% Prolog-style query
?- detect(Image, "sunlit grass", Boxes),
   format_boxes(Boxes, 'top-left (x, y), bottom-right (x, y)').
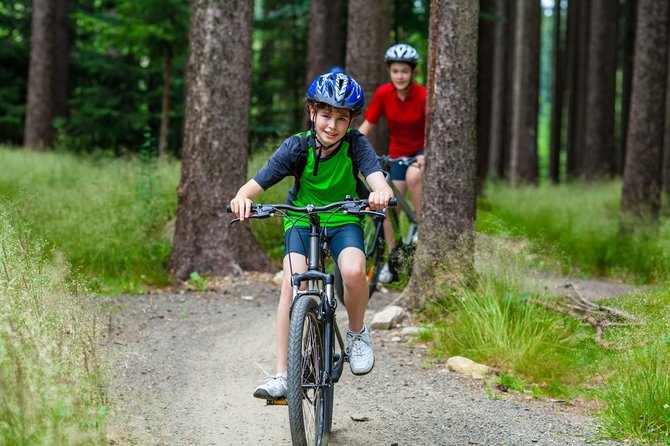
top-left (0, 146), bottom-right (179, 293)
top-left (478, 180), bottom-right (670, 284)
top-left (599, 340), bottom-right (670, 445)
top-left (0, 204), bottom-right (106, 444)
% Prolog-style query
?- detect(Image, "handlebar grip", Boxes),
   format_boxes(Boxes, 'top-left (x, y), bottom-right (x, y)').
top-left (389, 197), bottom-right (397, 206)
top-left (226, 204), bottom-right (232, 213)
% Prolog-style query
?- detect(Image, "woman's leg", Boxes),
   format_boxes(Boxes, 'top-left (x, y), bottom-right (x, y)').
top-left (406, 165), bottom-right (423, 218)
top-left (383, 179), bottom-right (408, 249)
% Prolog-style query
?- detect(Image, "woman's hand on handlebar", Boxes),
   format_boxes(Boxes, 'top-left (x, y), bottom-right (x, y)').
top-left (229, 196), bottom-right (254, 221)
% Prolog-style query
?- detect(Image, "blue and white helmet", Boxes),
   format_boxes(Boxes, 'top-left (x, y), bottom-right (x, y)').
top-left (306, 72), bottom-right (365, 112)
top-left (384, 43), bottom-right (420, 66)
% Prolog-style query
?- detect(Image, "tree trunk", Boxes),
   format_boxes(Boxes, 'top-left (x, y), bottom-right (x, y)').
top-left (509, 0), bottom-right (540, 185)
top-left (159, 42), bottom-right (174, 158)
top-left (566, 0), bottom-right (590, 178)
top-left (346, 0), bottom-right (391, 154)
top-left (168, 0), bottom-right (272, 281)
top-left (663, 38), bottom-right (670, 209)
top-left (489, 0), bottom-right (512, 179)
top-left (405, 0), bottom-right (478, 306)
top-left (549, 0), bottom-right (564, 184)
top-left (24, 0), bottom-right (55, 149)
top-left (620, 0), bottom-right (637, 176)
top-left (306, 0), bottom-right (345, 86)
top-left (476, 0), bottom-right (495, 189)
top-left (621, 0), bottom-right (669, 222)
top-left (52, 0), bottom-right (70, 121)
top-left (582, 0), bottom-right (619, 180)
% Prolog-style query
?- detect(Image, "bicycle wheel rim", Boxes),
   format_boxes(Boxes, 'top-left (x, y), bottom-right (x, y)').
top-left (287, 295), bottom-right (326, 446)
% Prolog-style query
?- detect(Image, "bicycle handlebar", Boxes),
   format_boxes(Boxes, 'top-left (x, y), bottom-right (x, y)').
top-left (226, 197), bottom-right (397, 224)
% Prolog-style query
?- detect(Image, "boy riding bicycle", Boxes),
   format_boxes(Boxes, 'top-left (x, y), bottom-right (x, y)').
top-left (359, 43), bottom-right (427, 283)
top-left (229, 72), bottom-right (393, 400)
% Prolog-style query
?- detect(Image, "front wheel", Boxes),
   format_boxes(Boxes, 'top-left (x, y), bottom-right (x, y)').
top-left (287, 295), bottom-right (328, 446)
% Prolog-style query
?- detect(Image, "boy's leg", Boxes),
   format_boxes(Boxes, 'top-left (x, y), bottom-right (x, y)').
top-left (337, 247), bottom-right (368, 332)
top-left (276, 253), bottom-right (307, 373)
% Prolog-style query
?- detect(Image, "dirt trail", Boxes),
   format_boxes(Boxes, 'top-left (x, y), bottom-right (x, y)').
top-left (103, 273), bottom-right (629, 446)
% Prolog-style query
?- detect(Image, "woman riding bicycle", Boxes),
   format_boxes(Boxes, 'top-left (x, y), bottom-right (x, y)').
top-left (358, 43), bottom-right (427, 283)
top-left (229, 72), bottom-right (393, 400)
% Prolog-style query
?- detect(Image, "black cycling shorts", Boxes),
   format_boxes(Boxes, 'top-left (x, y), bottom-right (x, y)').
top-left (284, 223), bottom-right (364, 262)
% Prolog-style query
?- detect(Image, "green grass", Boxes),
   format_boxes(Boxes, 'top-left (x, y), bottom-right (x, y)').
top-left (600, 341), bottom-right (670, 445)
top-left (0, 204), bottom-right (106, 444)
top-left (0, 146), bottom-right (180, 293)
top-left (478, 180), bottom-right (670, 284)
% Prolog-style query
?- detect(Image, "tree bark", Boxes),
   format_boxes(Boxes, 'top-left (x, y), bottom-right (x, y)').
top-left (306, 0), bottom-right (345, 86)
top-left (346, 0), bottom-right (391, 154)
top-left (405, 0), bottom-right (478, 306)
top-left (476, 0), bottom-right (495, 188)
top-left (52, 0), bottom-right (70, 121)
top-left (621, 0), bottom-right (669, 222)
top-left (509, 0), bottom-right (540, 185)
top-left (582, 0), bottom-right (619, 180)
top-left (620, 0), bottom-right (637, 176)
top-left (168, 0), bottom-right (272, 281)
top-left (24, 0), bottom-right (56, 149)
top-left (549, 0), bottom-right (564, 184)
top-left (487, 0), bottom-right (510, 180)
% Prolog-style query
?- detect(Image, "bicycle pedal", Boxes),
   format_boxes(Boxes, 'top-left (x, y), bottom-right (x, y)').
top-left (266, 398), bottom-right (287, 406)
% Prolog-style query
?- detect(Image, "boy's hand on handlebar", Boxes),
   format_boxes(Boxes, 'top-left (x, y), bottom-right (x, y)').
top-left (229, 196), bottom-right (254, 221)
top-left (367, 191), bottom-right (393, 211)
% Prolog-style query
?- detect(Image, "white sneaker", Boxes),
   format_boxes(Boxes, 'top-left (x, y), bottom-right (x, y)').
top-left (378, 263), bottom-right (395, 283)
top-left (347, 326), bottom-right (375, 375)
top-left (253, 373), bottom-right (287, 400)
top-left (411, 230), bottom-right (419, 245)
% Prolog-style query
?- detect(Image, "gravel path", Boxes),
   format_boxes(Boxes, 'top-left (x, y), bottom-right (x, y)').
top-left (103, 273), bottom-right (625, 446)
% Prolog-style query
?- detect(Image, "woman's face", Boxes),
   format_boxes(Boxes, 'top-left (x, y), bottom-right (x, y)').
top-left (388, 62), bottom-right (414, 91)
top-left (311, 106), bottom-right (351, 146)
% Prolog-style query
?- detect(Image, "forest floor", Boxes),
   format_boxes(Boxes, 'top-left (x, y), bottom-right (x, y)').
top-left (101, 272), bottom-right (636, 446)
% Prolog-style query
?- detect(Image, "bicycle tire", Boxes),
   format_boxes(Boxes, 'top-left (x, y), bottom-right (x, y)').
top-left (334, 215), bottom-right (386, 304)
top-left (287, 295), bottom-right (328, 446)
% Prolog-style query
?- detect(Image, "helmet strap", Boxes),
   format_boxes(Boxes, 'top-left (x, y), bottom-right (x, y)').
top-left (309, 119), bottom-right (344, 176)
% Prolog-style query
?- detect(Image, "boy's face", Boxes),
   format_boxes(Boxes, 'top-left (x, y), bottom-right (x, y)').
top-left (311, 106), bottom-right (352, 146)
top-left (388, 62), bottom-right (414, 91)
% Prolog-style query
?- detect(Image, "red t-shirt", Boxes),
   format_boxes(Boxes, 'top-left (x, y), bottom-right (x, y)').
top-left (364, 82), bottom-right (427, 157)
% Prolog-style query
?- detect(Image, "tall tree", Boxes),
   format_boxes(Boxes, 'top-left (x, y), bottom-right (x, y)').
top-left (406, 0), bottom-right (478, 305)
top-left (488, 0), bottom-right (511, 179)
top-left (168, 0), bottom-right (271, 281)
top-left (582, 0), bottom-right (619, 180)
top-left (549, 0), bottom-right (564, 184)
top-left (565, 0), bottom-right (590, 178)
top-left (305, 0), bottom-right (345, 86)
top-left (23, 0), bottom-right (55, 149)
top-left (476, 0), bottom-right (495, 188)
top-left (620, 0), bottom-right (637, 175)
top-left (346, 0), bottom-right (391, 154)
top-left (621, 0), bottom-right (669, 222)
top-left (53, 0), bottom-right (70, 121)
top-left (509, 0), bottom-right (540, 185)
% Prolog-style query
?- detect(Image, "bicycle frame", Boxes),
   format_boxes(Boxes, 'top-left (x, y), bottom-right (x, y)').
top-left (289, 213), bottom-right (347, 389)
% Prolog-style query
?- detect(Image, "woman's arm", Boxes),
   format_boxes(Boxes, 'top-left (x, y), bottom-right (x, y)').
top-left (358, 119), bottom-right (376, 136)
